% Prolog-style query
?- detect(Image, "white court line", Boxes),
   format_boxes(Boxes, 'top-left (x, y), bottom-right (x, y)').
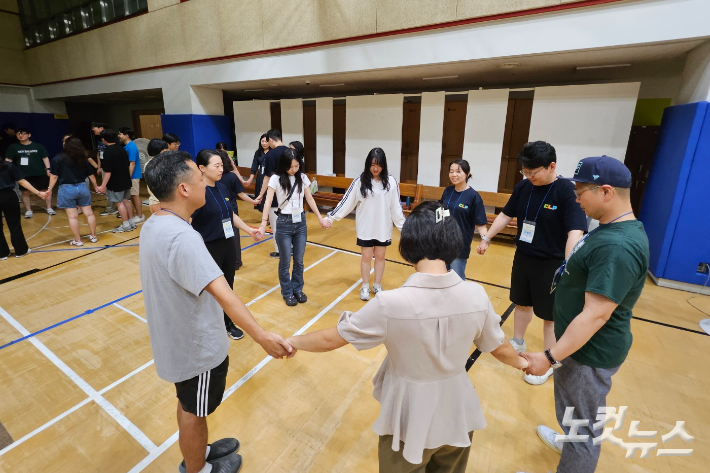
top-left (113, 303), bottom-right (147, 323)
top-left (128, 272), bottom-right (371, 473)
top-left (0, 305), bottom-right (157, 453)
top-left (0, 248), bottom-right (340, 458)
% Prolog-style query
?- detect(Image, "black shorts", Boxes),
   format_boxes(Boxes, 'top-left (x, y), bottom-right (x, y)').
top-left (20, 175), bottom-right (49, 191)
top-left (357, 238), bottom-right (391, 248)
top-left (174, 356), bottom-right (229, 417)
top-left (509, 251), bottom-right (563, 321)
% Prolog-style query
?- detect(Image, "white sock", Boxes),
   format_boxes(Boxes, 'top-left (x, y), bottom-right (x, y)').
top-left (362, 283), bottom-right (369, 289)
top-left (122, 220), bottom-right (130, 226)
top-left (198, 463), bottom-right (212, 473)
top-left (205, 445), bottom-right (211, 459)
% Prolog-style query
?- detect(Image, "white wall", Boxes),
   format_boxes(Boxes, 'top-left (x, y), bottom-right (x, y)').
top-left (528, 83), bottom-right (640, 177)
top-left (417, 92), bottom-right (445, 186)
top-left (233, 100), bottom-right (271, 167)
top-left (280, 99), bottom-right (304, 145)
top-left (315, 97), bottom-right (334, 175)
top-left (0, 86), bottom-right (31, 113)
top-left (678, 40), bottom-right (710, 104)
top-left (462, 89), bottom-right (509, 192)
top-left (345, 94), bottom-right (404, 179)
top-left (190, 86), bottom-right (224, 116)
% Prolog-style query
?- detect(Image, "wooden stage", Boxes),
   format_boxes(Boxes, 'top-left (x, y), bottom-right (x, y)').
top-left (0, 191), bottom-right (708, 473)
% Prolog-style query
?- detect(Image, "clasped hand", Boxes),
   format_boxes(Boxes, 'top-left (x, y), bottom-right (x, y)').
top-left (259, 331), bottom-right (297, 359)
top-left (519, 351), bottom-right (551, 376)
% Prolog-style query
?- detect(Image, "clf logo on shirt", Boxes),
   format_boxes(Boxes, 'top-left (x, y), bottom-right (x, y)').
top-left (458, 203), bottom-right (469, 209)
top-left (544, 204), bottom-right (558, 210)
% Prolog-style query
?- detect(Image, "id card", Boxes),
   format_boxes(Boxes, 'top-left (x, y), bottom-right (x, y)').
top-left (291, 209), bottom-right (302, 223)
top-left (520, 220), bottom-right (536, 243)
top-left (20, 157), bottom-right (29, 166)
top-left (222, 219), bottom-right (235, 239)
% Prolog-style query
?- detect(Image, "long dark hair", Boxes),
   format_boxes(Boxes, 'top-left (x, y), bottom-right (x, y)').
top-left (277, 148), bottom-right (303, 195)
top-left (256, 133), bottom-right (268, 157)
top-left (63, 137), bottom-right (89, 165)
top-left (215, 149), bottom-right (234, 172)
top-left (359, 147), bottom-right (390, 198)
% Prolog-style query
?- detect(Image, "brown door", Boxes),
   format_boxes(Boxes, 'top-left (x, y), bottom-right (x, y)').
top-left (400, 102), bottom-right (421, 183)
top-left (333, 104), bottom-right (346, 176)
top-left (439, 100), bottom-right (468, 186)
top-left (624, 125), bottom-right (660, 214)
top-left (132, 109), bottom-right (164, 139)
top-left (270, 102), bottom-right (282, 131)
top-left (498, 98), bottom-right (533, 193)
top-left (303, 103), bottom-right (317, 173)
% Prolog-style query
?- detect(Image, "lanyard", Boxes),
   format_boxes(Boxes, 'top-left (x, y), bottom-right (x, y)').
top-left (207, 185), bottom-right (230, 219)
top-left (159, 208), bottom-right (189, 224)
top-left (574, 211), bottom-right (635, 250)
top-left (524, 179), bottom-right (556, 222)
top-left (446, 187), bottom-right (466, 216)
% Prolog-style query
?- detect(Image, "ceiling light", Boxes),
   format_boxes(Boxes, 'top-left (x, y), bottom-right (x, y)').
top-left (244, 89), bottom-right (265, 92)
top-left (319, 84), bottom-right (345, 87)
top-left (575, 64), bottom-right (631, 70)
top-left (422, 75), bottom-right (458, 80)
top-left (498, 63), bottom-right (521, 69)
top-left (267, 83), bottom-right (279, 86)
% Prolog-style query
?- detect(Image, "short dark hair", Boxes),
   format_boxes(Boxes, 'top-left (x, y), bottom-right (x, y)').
top-left (399, 201), bottom-right (463, 265)
top-left (195, 149), bottom-right (221, 168)
top-left (118, 127), bottom-right (135, 140)
top-left (162, 133), bottom-right (181, 144)
top-left (99, 129), bottom-right (118, 143)
top-left (90, 122), bottom-right (107, 129)
top-left (15, 126), bottom-right (31, 134)
top-left (518, 141), bottom-right (556, 169)
top-left (2, 123), bottom-right (16, 131)
top-left (144, 150), bottom-right (194, 202)
top-left (215, 141), bottom-right (228, 150)
top-left (449, 159), bottom-right (471, 181)
top-left (266, 129), bottom-right (282, 142)
top-left (147, 139), bottom-right (168, 157)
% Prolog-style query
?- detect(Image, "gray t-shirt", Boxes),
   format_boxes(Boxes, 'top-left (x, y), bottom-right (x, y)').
top-left (139, 214), bottom-right (229, 383)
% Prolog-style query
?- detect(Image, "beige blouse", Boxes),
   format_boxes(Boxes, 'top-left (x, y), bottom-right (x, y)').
top-left (337, 271), bottom-right (505, 464)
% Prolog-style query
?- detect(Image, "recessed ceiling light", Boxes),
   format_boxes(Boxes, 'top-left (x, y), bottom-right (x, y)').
top-left (422, 75), bottom-right (458, 80)
top-left (319, 84), bottom-right (345, 87)
top-left (267, 83), bottom-right (279, 86)
top-left (498, 63), bottom-right (521, 69)
top-left (575, 64), bottom-right (631, 70)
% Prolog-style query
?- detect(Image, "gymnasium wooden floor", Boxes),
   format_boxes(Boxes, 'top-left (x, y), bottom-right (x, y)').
top-left (0, 190), bottom-right (708, 473)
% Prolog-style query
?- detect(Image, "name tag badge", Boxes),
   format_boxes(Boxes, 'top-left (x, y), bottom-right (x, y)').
top-left (291, 209), bottom-right (302, 223)
top-left (20, 157), bottom-right (29, 166)
top-left (520, 220), bottom-right (536, 244)
top-left (222, 219), bottom-right (235, 239)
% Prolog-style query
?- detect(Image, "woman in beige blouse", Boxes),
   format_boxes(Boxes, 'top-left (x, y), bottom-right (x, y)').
top-left (287, 201), bottom-right (528, 473)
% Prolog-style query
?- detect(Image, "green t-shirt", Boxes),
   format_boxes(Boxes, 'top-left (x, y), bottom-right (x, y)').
top-left (7, 142), bottom-right (49, 177)
top-left (553, 220), bottom-right (649, 368)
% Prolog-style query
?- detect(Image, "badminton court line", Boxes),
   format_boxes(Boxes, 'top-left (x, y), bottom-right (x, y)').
top-left (128, 269), bottom-right (371, 473)
top-left (0, 249), bottom-right (338, 459)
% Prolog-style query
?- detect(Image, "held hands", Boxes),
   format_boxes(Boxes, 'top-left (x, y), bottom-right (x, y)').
top-left (320, 217), bottom-right (332, 229)
top-left (247, 227), bottom-right (262, 241)
top-left (476, 239), bottom-right (490, 255)
top-left (254, 195), bottom-right (263, 205)
top-left (37, 191), bottom-right (48, 199)
top-left (520, 352), bottom-right (551, 376)
top-left (96, 185), bottom-right (106, 194)
top-left (257, 331), bottom-right (296, 359)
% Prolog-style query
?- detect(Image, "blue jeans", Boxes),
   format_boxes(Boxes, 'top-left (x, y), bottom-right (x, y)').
top-left (57, 182), bottom-right (91, 208)
top-left (274, 212), bottom-right (307, 297)
top-left (447, 258), bottom-right (467, 280)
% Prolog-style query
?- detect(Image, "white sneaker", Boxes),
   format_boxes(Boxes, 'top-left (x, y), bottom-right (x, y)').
top-left (130, 215), bottom-right (145, 225)
top-left (24, 210), bottom-right (33, 218)
top-left (509, 338), bottom-right (527, 354)
top-left (47, 208), bottom-right (56, 215)
top-left (113, 223), bottom-right (133, 233)
top-left (360, 285), bottom-right (370, 301)
top-left (536, 425), bottom-right (563, 454)
top-left (372, 283), bottom-right (382, 295)
top-left (524, 367), bottom-right (553, 385)
top-left (16, 248), bottom-right (31, 258)
top-left (0, 256), bottom-right (8, 261)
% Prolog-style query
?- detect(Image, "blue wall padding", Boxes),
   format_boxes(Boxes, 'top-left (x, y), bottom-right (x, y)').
top-left (639, 102), bottom-right (710, 285)
top-left (160, 114), bottom-right (230, 158)
top-left (0, 112), bottom-right (71, 159)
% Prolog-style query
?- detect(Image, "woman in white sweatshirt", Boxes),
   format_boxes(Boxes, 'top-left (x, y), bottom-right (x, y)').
top-left (326, 148), bottom-right (406, 301)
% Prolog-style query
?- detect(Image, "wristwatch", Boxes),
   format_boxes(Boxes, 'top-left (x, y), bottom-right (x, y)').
top-left (544, 349), bottom-right (563, 369)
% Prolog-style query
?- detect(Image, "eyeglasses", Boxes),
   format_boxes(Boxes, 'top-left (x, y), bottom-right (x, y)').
top-left (519, 167), bottom-right (546, 178)
top-left (573, 186), bottom-right (601, 197)
top-left (16, 132), bottom-right (28, 136)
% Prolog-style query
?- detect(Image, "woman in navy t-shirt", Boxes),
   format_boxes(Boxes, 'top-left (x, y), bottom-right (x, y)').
top-left (440, 159), bottom-right (489, 280)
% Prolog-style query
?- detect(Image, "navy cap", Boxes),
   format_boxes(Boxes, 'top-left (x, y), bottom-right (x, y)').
top-left (566, 155), bottom-right (632, 188)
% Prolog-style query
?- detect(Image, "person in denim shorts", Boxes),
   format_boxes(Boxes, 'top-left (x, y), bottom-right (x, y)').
top-left (47, 137), bottom-right (99, 246)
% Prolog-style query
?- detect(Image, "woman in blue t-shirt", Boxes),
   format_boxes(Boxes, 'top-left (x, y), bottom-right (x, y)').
top-left (192, 149), bottom-right (260, 341)
top-left (440, 159), bottom-right (490, 280)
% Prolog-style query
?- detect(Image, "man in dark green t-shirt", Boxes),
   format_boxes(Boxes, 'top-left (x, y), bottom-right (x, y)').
top-left (6, 127), bottom-right (55, 218)
top-left (520, 156), bottom-right (649, 473)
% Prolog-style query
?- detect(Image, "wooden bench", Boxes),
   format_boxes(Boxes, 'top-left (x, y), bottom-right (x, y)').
top-left (420, 185), bottom-right (518, 237)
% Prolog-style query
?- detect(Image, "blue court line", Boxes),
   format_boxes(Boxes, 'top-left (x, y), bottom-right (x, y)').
top-left (0, 236), bottom-right (274, 351)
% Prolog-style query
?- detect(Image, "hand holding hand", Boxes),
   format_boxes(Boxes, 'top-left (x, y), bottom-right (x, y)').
top-left (254, 195), bottom-right (262, 204)
top-left (96, 185), bottom-right (106, 194)
top-left (37, 191), bottom-right (48, 199)
top-left (258, 331), bottom-right (294, 359)
top-left (520, 351), bottom-right (551, 376)
top-left (320, 217), bottom-right (331, 229)
top-left (476, 239), bottom-right (490, 255)
top-left (516, 354), bottom-right (529, 371)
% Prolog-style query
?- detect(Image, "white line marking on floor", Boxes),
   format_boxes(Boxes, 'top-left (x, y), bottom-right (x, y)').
top-left (128, 271), bottom-right (370, 473)
top-left (0, 305), bottom-right (157, 453)
top-left (113, 303), bottom-right (147, 323)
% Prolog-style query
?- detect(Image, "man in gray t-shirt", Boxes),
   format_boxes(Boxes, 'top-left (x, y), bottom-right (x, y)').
top-left (140, 151), bottom-right (293, 473)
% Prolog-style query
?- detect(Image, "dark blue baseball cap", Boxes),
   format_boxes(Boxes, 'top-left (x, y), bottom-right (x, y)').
top-left (566, 155), bottom-right (632, 188)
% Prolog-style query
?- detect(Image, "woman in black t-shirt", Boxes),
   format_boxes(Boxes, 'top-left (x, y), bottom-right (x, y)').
top-left (244, 134), bottom-right (269, 211)
top-left (47, 137), bottom-right (100, 246)
top-left (0, 160), bottom-right (46, 258)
